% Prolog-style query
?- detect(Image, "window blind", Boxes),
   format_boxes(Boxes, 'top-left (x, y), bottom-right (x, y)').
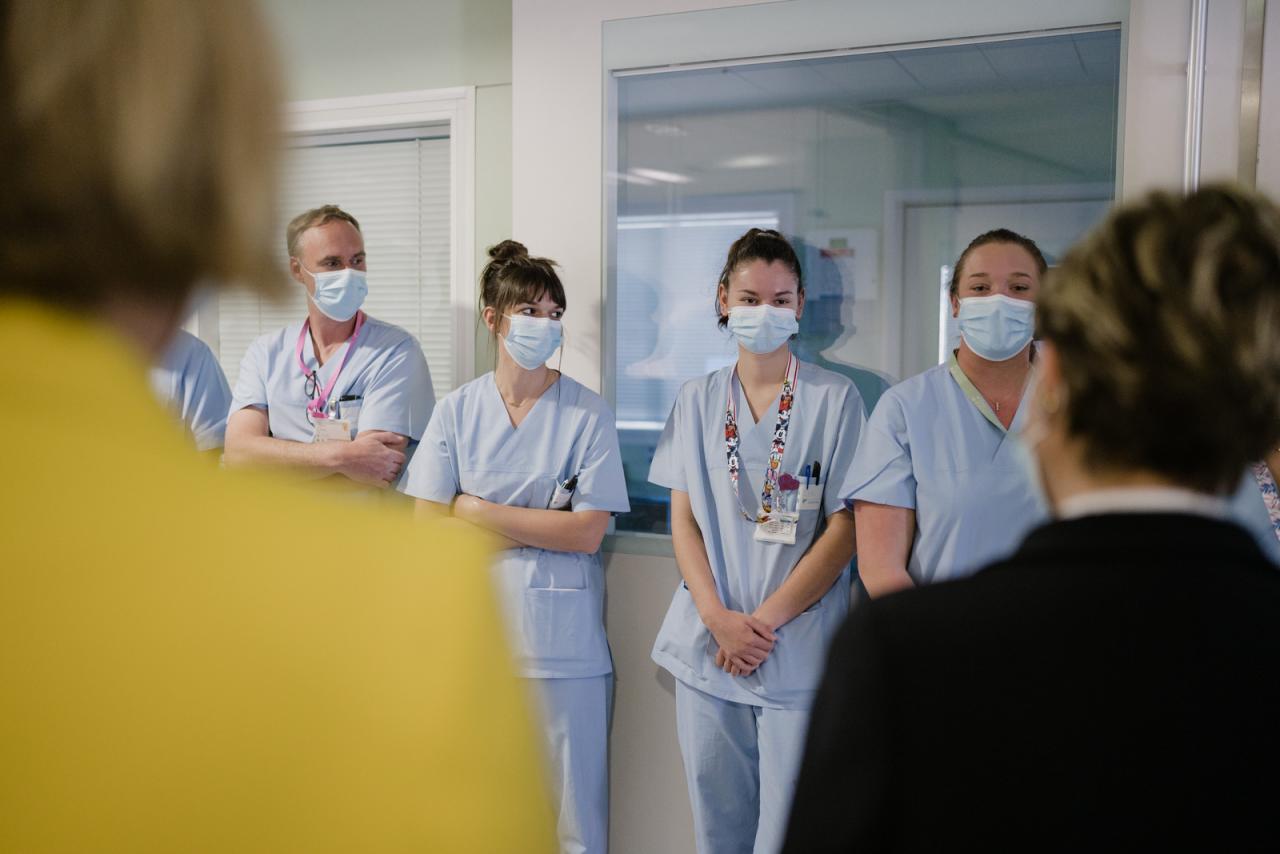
top-left (219, 134), bottom-right (452, 400)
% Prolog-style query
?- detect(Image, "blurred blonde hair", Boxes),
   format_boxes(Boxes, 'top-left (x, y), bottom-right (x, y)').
top-left (1038, 184), bottom-right (1280, 492)
top-left (0, 0), bottom-right (284, 308)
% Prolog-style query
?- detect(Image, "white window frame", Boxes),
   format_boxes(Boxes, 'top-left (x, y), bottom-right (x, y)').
top-left (194, 86), bottom-right (476, 388)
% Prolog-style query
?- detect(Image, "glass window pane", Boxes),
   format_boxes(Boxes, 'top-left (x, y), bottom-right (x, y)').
top-left (610, 28), bottom-right (1122, 535)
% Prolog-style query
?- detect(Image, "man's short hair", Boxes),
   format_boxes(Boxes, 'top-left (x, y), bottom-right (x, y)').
top-left (286, 205), bottom-right (362, 259)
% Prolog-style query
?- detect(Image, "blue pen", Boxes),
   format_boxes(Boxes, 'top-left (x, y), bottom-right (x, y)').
top-left (802, 464), bottom-right (811, 487)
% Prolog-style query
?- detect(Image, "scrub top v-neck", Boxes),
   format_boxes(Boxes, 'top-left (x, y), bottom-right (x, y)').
top-left (401, 371), bottom-right (630, 679)
top-left (845, 353), bottom-right (1047, 585)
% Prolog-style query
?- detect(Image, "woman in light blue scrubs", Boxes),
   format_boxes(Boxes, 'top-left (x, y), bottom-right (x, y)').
top-left (649, 229), bottom-right (864, 854)
top-left (402, 240), bottom-right (629, 854)
top-left (847, 229), bottom-right (1049, 597)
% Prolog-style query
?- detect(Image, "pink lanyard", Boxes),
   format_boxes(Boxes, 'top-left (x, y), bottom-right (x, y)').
top-left (295, 311), bottom-right (365, 420)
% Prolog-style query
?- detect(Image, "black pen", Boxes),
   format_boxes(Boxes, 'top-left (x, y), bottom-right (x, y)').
top-left (811, 461), bottom-right (821, 485)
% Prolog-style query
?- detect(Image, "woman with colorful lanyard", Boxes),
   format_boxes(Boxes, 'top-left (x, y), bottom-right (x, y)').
top-left (846, 229), bottom-right (1049, 597)
top-left (648, 228), bottom-right (864, 854)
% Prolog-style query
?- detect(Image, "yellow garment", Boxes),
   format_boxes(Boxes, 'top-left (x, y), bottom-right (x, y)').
top-left (0, 302), bottom-right (556, 853)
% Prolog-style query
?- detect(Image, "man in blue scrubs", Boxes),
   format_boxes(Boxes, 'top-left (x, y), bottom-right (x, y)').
top-left (224, 205), bottom-right (435, 488)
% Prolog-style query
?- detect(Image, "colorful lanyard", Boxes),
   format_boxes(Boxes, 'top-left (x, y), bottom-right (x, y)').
top-left (725, 354), bottom-right (799, 523)
top-left (295, 311), bottom-right (365, 421)
top-left (1252, 461), bottom-right (1280, 545)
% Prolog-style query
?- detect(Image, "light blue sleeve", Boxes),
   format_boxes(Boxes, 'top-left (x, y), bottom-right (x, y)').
top-left (183, 342), bottom-right (233, 451)
top-left (1227, 469), bottom-right (1280, 564)
top-left (843, 392), bottom-right (917, 510)
top-left (357, 338), bottom-right (435, 439)
top-left (399, 399), bottom-right (460, 504)
top-left (824, 384), bottom-right (868, 517)
top-left (572, 404), bottom-right (631, 514)
top-left (229, 337), bottom-right (270, 414)
top-left (648, 386), bottom-right (690, 492)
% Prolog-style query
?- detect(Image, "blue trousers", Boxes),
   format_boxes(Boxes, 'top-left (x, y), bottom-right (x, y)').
top-left (533, 675), bottom-right (611, 854)
top-left (674, 680), bottom-right (810, 854)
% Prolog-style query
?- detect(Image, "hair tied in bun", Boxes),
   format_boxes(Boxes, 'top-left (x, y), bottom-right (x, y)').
top-left (489, 240), bottom-right (529, 262)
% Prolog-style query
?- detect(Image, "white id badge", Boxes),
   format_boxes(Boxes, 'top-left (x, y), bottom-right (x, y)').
top-left (797, 484), bottom-right (824, 512)
top-left (311, 417), bottom-right (352, 443)
top-left (753, 517), bottom-right (797, 545)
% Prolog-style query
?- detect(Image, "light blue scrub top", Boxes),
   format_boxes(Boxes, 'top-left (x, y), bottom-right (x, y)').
top-left (230, 314), bottom-right (435, 455)
top-left (149, 329), bottom-right (232, 451)
top-left (401, 372), bottom-right (630, 680)
top-left (1227, 469), bottom-right (1280, 564)
top-left (845, 359), bottom-right (1048, 585)
top-left (649, 360), bottom-right (865, 710)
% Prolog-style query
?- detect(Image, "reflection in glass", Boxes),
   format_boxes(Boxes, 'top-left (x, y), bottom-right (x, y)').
top-left (611, 29), bottom-right (1121, 534)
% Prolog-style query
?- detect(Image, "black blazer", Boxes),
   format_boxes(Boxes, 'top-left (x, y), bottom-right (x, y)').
top-left (783, 513), bottom-right (1280, 853)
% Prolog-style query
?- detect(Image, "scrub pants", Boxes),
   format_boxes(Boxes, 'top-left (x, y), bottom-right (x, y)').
top-left (674, 680), bottom-right (810, 854)
top-left (533, 675), bottom-right (611, 854)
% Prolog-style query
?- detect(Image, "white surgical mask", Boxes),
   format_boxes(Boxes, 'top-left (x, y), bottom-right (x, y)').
top-left (301, 264), bottom-right (368, 322)
top-left (502, 314), bottom-right (563, 370)
top-left (957, 294), bottom-right (1035, 362)
top-left (726, 305), bottom-right (799, 355)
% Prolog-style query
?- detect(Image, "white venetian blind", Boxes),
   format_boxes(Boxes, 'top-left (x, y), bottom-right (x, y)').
top-left (218, 131), bottom-right (452, 399)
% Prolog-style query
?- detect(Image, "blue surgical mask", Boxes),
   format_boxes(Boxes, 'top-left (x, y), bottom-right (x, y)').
top-left (302, 264), bottom-right (368, 322)
top-left (957, 294), bottom-right (1035, 362)
top-left (502, 314), bottom-right (563, 370)
top-left (727, 305), bottom-right (799, 355)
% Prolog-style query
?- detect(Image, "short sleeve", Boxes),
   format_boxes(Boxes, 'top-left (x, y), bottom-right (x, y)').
top-left (229, 337), bottom-right (270, 414)
top-left (841, 392), bottom-right (917, 510)
top-left (357, 338), bottom-right (436, 439)
top-left (184, 344), bottom-right (233, 451)
top-left (648, 387), bottom-right (690, 492)
top-left (571, 404), bottom-right (631, 514)
top-left (823, 385), bottom-right (868, 517)
top-left (399, 401), bottom-right (460, 503)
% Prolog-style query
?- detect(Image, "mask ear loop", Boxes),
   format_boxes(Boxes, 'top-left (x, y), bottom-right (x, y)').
top-left (555, 326), bottom-right (565, 405)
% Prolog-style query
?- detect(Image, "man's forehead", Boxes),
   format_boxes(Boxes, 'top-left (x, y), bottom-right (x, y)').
top-left (298, 219), bottom-right (364, 256)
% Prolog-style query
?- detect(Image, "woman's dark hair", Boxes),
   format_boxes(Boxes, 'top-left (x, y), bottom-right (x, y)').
top-left (479, 240), bottom-right (566, 337)
top-left (715, 228), bottom-right (803, 328)
top-left (1038, 184), bottom-right (1280, 492)
top-left (948, 229), bottom-right (1049, 298)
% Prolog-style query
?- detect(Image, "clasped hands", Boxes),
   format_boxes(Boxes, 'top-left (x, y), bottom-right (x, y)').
top-left (705, 606), bottom-right (779, 678)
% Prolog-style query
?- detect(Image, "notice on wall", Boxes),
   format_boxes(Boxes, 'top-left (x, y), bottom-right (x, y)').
top-left (804, 228), bottom-right (879, 303)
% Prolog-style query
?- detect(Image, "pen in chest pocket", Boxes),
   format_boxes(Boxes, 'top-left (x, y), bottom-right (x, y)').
top-left (548, 474), bottom-right (578, 510)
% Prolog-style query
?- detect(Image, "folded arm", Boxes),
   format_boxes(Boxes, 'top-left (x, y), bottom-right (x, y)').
top-left (224, 407), bottom-right (407, 488)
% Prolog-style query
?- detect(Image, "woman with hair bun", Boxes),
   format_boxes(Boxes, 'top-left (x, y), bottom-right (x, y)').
top-left (846, 229), bottom-right (1050, 596)
top-left (402, 240), bottom-right (629, 854)
top-left (648, 228), bottom-right (865, 854)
